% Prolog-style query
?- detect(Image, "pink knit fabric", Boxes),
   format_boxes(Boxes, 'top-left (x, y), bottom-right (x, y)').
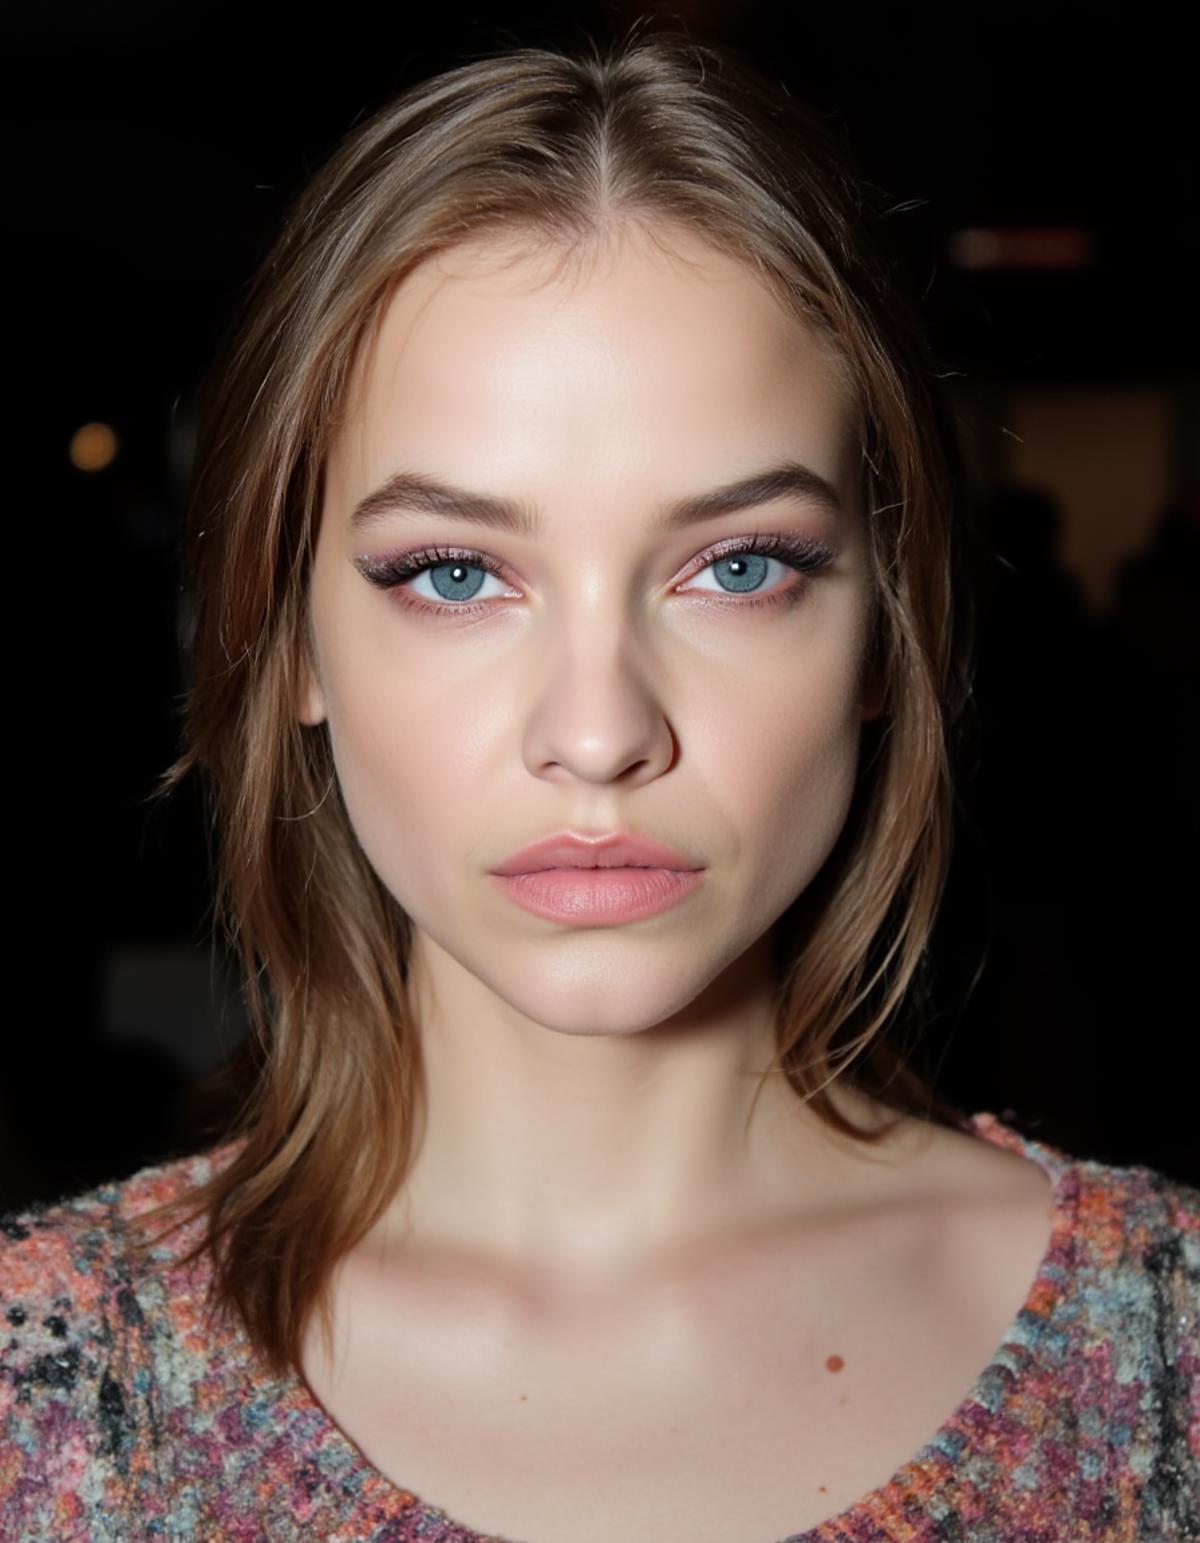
top-left (3, 1110), bottom-right (1198, 1540)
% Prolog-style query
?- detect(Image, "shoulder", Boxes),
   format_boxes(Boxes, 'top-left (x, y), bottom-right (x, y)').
top-left (0, 1140), bottom-right (238, 1318)
top-left (952, 1108), bottom-right (1199, 1306)
top-left (1056, 1137), bottom-right (1200, 1386)
top-left (1001, 1116), bottom-right (1200, 1286)
top-left (901, 1110), bottom-right (1198, 1395)
top-left (1036, 1131), bottom-right (1200, 1532)
top-left (968, 1114), bottom-right (1199, 1512)
top-left (0, 1143), bottom-right (242, 1537)
top-left (912, 1112), bottom-right (1200, 1532)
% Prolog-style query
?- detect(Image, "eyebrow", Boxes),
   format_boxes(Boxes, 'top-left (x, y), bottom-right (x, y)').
top-left (347, 459), bottom-right (843, 538)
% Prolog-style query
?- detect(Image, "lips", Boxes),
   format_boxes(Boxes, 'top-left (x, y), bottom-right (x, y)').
top-left (489, 830), bottom-right (703, 876)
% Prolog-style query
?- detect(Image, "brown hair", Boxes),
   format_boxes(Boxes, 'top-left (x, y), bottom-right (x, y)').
top-left (133, 26), bottom-right (976, 1381)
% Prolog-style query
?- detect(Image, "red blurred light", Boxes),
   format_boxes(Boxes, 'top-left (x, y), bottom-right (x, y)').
top-left (947, 227), bottom-right (1097, 271)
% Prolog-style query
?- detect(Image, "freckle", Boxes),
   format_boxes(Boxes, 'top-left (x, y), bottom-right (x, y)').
top-left (818, 1485), bottom-right (827, 1494)
top-left (518, 1393), bottom-right (528, 1402)
top-left (837, 1395), bottom-right (847, 1406)
top-left (824, 1353), bottom-right (844, 1373)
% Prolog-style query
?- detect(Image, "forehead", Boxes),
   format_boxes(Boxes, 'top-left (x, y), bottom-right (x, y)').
top-left (330, 220), bottom-right (861, 505)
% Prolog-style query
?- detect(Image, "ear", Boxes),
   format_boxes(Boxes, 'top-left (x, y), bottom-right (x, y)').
top-left (296, 654), bottom-right (328, 727)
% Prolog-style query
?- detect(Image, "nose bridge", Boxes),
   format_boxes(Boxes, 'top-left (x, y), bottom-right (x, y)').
top-left (520, 578), bottom-right (674, 782)
top-left (541, 548), bottom-right (651, 680)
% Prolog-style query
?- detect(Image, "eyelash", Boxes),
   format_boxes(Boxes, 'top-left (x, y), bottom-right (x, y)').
top-left (353, 531), bottom-right (837, 620)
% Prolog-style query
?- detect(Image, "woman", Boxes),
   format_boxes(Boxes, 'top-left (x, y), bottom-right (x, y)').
top-left (3, 30), bottom-right (1196, 1542)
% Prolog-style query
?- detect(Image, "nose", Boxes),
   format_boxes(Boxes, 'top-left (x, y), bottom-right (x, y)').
top-left (518, 620), bottom-right (677, 787)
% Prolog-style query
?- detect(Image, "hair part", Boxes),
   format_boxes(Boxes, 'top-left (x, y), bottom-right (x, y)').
top-left (131, 26), bottom-right (977, 1382)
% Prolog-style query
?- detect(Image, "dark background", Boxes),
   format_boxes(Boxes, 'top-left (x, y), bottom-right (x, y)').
top-left (6, 1), bottom-right (1197, 1210)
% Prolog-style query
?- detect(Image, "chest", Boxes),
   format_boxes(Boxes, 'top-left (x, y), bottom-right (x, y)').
top-left (299, 1190), bottom-right (1052, 1543)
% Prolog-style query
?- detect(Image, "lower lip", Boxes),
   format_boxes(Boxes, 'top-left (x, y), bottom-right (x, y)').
top-left (490, 866), bottom-right (705, 924)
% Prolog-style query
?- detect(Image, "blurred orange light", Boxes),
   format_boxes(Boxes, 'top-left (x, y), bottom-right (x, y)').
top-left (69, 421), bottom-right (119, 472)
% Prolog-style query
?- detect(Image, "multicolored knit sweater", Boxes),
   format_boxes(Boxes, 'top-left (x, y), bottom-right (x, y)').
top-left (2, 1111), bottom-right (1197, 1541)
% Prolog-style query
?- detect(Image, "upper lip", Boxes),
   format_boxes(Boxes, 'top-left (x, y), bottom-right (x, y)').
top-left (490, 830), bottom-right (704, 876)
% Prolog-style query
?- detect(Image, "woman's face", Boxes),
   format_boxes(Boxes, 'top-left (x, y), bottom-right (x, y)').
top-left (301, 220), bottom-right (881, 1038)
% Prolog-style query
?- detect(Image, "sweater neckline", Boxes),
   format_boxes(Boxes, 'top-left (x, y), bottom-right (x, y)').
top-left (228, 1108), bottom-right (1081, 1542)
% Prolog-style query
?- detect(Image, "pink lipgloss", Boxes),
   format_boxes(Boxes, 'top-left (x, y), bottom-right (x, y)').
top-left (491, 866), bottom-right (704, 924)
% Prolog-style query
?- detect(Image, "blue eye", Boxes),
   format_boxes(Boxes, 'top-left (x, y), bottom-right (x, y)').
top-left (691, 550), bottom-right (779, 596)
top-left (353, 532), bottom-right (836, 618)
top-left (411, 559), bottom-right (497, 604)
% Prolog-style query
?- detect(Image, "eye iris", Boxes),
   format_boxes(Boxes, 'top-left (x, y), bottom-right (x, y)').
top-left (714, 554), bottom-right (769, 594)
top-left (430, 562), bottom-right (487, 602)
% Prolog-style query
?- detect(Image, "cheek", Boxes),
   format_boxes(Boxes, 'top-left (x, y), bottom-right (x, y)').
top-left (710, 654), bottom-right (864, 901)
top-left (319, 656), bottom-right (491, 909)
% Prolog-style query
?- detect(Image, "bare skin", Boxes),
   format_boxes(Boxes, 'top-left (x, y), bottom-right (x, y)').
top-left (296, 220), bottom-right (1056, 1540)
top-left (300, 1101), bottom-right (1053, 1542)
